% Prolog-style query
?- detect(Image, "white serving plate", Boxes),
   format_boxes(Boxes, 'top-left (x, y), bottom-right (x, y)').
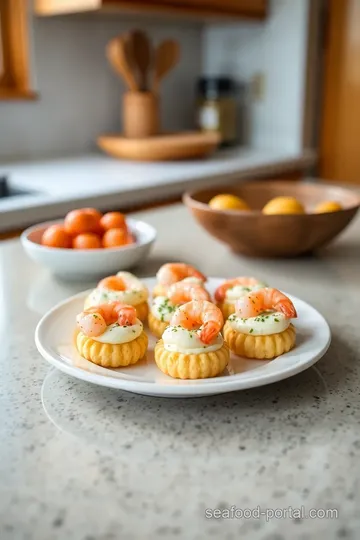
top-left (35, 277), bottom-right (331, 398)
top-left (21, 218), bottom-right (156, 280)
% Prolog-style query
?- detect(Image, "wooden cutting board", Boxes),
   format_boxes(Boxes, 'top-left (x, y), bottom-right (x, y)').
top-left (97, 131), bottom-right (220, 161)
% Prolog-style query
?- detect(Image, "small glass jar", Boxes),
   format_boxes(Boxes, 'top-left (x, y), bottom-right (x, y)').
top-left (197, 77), bottom-right (238, 147)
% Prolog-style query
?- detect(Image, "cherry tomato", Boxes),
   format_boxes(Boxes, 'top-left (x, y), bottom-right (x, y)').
top-left (82, 208), bottom-right (103, 221)
top-left (64, 209), bottom-right (102, 236)
top-left (102, 228), bottom-right (127, 248)
top-left (41, 224), bottom-right (72, 249)
top-left (125, 232), bottom-right (136, 244)
top-left (100, 212), bottom-right (127, 231)
top-left (73, 233), bottom-right (102, 249)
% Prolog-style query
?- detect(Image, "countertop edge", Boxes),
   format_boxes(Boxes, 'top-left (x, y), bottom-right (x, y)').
top-left (0, 150), bottom-right (316, 232)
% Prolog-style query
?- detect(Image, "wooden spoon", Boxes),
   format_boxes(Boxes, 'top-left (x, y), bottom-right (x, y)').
top-left (127, 30), bottom-right (152, 91)
top-left (106, 36), bottom-right (138, 91)
top-left (153, 40), bottom-right (180, 93)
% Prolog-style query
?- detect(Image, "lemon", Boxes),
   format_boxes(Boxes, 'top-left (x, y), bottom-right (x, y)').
top-left (262, 196), bottom-right (305, 215)
top-left (314, 201), bottom-right (343, 213)
top-left (208, 194), bottom-right (250, 211)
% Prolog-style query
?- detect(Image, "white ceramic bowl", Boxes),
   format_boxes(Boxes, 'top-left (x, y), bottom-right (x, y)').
top-left (21, 218), bottom-right (156, 280)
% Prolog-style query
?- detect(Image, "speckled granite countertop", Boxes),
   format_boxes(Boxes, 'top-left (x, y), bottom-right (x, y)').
top-left (1, 204), bottom-right (360, 540)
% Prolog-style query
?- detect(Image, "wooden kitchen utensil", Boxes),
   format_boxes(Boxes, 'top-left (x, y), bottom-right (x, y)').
top-left (153, 40), bottom-right (180, 93)
top-left (97, 131), bottom-right (220, 161)
top-left (106, 36), bottom-right (138, 91)
top-left (104, 33), bottom-right (183, 141)
top-left (122, 91), bottom-right (159, 138)
top-left (127, 30), bottom-right (152, 91)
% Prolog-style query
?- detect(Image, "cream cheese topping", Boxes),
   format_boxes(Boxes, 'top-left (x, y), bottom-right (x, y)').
top-left (92, 319), bottom-right (143, 344)
top-left (151, 296), bottom-right (177, 322)
top-left (224, 283), bottom-right (266, 304)
top-left (162, 325), bottom-right (223, 354)
top-left (228, 311), bottom-right (290, 336)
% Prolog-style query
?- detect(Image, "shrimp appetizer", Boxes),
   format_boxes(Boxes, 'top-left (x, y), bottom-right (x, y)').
top-left (154, 300), bottom-right (229, 379)
top-left (76, 302), bottom-right (148, 367)
top-left (153, 262), bottom-right (206, 297)
top-left (84, 271), bottom-right (149, 321)
top-left (148, 281), bottom-right (210, 339)
top-left (214, 277), bottom-right (267, 319)
top-left (223, 288), bottom-right (297, 360)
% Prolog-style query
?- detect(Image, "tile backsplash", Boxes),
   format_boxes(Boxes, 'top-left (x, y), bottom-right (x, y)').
top-left (0, 15), bottom-right (203, 160)
top-left (202, 0), bottom-right (310, 153)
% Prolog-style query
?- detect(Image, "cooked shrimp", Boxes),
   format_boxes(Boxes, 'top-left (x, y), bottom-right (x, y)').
top-left (235, 288), bottom-right (297, 319)
top-left (76, 310), bottom-right (107, 337)
top-left (97, 272), bottom-right (146, 294)
top-left (214, 277), bottom-right (263, 302)
top-left (85, 304), bottom-right (117, 324)
top-left (97, 275), bottom-right (126, 291)
top-left (156, 263), bottom-right (206, 287)
top-left (112, 303), bottom-right (138, 326)
top-left (170, 300), bottom-right (223, 344)
top-left (77, 302), bottom-right (137, 337)
top-left (167, 281), bottom-right (210, 305)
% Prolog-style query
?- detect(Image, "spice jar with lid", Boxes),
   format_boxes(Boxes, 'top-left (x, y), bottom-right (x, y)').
top-left (197, 76), bottom-right (238, 147)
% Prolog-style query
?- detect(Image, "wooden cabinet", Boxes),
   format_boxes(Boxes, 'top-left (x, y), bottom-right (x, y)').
top-left (35, 0), bottom-right (267, 19)
top-left (0, 0), bottom-right (36, 100)
top-left (151, 0), bottom-right (266, 16)
top-left (320, 0), bottom-right (360, 184)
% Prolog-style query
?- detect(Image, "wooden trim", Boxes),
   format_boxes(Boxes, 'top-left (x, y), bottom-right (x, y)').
top-left (0, 0), bottom-right (32, 99)
top-left (318, 0), bottom-right (347, 179)
top-left (35, 0), bottom-right (267, 19)
top-left (0, 88), bottom-right (37, 100)
top-left (35, 0), bottom-right (100, 15)
top-left (0, 229), bottom-right (24, 241)
top-left (136, 0), bottom-right (267, 17)
top-left (104, 0), bottom-right (267, 17)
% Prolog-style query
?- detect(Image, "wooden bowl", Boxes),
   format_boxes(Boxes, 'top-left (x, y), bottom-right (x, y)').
top-left (97, 131), bottom-right (220, 161)
top-left (184, 181), bottom-right (360, 257)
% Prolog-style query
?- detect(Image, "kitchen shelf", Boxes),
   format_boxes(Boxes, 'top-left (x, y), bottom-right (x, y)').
top-left (35, 0), bottom-right (267, 20)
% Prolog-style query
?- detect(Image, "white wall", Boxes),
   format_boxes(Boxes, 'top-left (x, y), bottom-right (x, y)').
top-left (0, 15), bottom-right (202, 160)
top-left (202, 0), bottom-right (310, 153)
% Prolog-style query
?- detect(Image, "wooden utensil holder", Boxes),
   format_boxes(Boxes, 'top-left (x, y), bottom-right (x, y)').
top-left (123, 91), bottom-right (160, 138)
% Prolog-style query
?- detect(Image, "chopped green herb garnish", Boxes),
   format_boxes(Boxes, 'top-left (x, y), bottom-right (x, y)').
top-left (249, 328), bottom-right (254, 333)
top-left (274, 318), bottom-right (279, 322)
